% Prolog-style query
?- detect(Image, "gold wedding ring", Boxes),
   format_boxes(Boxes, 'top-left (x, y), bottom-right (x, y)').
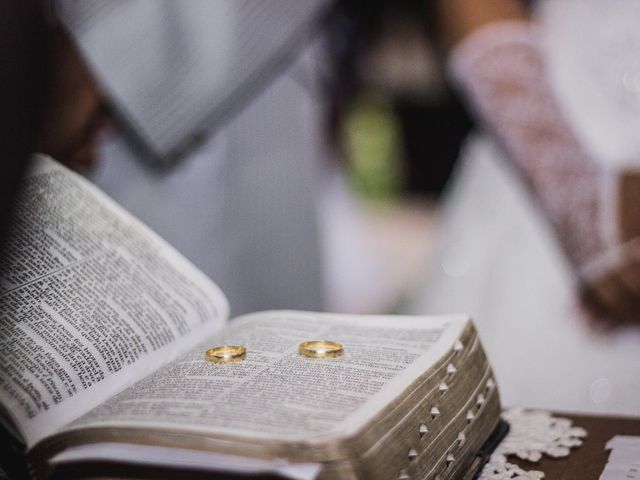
top-left (299, 340), bottom-right (344, 359)
top-left (205, 345), bottom-right (246, 363)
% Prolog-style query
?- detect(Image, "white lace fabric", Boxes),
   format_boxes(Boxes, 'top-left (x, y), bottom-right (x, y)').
top-left (479, 408), bottom-right (587, 480)
top-left (447, 21), bottom-right (605, 270)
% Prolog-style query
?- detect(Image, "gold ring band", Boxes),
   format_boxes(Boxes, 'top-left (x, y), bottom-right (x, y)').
top-left (205, 345), bottom-right (247, 363)
top-left (299, 340), bottom-right (344, 358)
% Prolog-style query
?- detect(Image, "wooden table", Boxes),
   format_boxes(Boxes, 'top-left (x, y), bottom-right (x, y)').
top-left (510, 413), bottom-right (640, 479)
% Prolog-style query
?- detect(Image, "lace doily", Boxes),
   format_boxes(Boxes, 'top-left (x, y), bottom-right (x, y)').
top-left (478, 408), bottom-right (587, 479)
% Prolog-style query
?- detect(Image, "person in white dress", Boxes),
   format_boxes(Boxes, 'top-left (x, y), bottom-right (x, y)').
top-left (409, 0), bottom-right (640, 415)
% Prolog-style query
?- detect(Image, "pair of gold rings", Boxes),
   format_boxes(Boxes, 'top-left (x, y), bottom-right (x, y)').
top-left (204, 341), bottom-right (344, 364)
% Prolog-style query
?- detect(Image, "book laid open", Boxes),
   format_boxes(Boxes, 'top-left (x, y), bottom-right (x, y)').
top-left (0, 156), bottom-right (501, 479)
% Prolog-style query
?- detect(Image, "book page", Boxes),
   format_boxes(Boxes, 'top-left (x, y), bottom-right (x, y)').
top-left (0, 156), bottom-right (229, 448)
top-left (62, 311), bottom-right (466, 443)
top-left (51, 443), bottom-right (322, 480)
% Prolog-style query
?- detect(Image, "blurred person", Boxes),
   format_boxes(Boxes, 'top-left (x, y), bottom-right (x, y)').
top-left (46, 0), bottom-right (413, 317)
top-left (47, 1), bottom-right (331, 316)
top-left (409, 0), bottom-right (640, 414)
top-left (39, 26), bottom-right (109, 172)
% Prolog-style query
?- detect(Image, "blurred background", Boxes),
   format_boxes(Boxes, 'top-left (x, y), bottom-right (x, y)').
top-left (2, 0), bottom-right (640, 419)
top-left (321, 0), bottom-right (473, 314)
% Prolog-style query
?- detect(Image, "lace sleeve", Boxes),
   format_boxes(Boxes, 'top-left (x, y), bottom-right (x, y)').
top-left (447, 21), bottom-right (604, 269)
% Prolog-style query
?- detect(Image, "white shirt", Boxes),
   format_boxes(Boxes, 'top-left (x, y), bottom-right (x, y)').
top-left (59, 0), bottom-right (328, 315)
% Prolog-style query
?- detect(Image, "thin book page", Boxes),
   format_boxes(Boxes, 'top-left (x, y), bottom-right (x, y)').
top-left (61, 311), bottom-right (467, 444)
top-left (51, 443), bottom-right (323, 480)
top-left (0, 156), bottom-right (229, 448)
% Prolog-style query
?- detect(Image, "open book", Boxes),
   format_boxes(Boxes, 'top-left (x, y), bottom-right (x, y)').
top-left (0, 156), bottom-right (501, 480)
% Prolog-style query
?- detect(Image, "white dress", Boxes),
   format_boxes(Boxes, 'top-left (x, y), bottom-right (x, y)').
top-left (409, 0), bottom-right (640, 416)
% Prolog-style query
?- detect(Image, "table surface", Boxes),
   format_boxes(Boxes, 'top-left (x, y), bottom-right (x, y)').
top-left (510, 413), bottom-right (640, 479)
